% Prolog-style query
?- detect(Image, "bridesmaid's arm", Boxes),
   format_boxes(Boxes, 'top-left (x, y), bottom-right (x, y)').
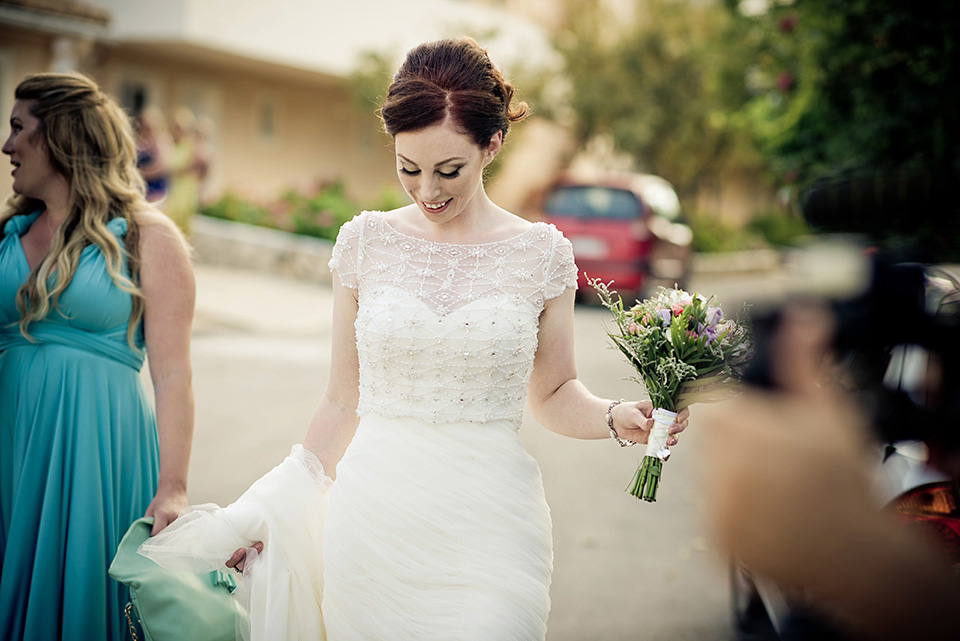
top-left (302, 271), bottom-right (361, 479)
top-left (526, 287), bottom-right (687, 444)
top-left (138, 209), bottom-right (196, 535)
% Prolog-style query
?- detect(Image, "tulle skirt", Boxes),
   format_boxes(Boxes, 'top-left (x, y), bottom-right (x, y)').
top-left (141, 412), bottom-right (553, 641)
top-left (140, 444), bottom-right (331, 641)
top-left (324, 413), bottom-right (553, 640)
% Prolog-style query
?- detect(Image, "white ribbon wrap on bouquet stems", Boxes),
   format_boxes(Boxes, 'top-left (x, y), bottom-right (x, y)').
top-left (647, 408), bottom-right (677, 462)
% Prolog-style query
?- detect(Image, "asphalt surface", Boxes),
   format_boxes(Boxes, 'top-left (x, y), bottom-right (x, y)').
top-left (149, 263), bottom-right (779, 641)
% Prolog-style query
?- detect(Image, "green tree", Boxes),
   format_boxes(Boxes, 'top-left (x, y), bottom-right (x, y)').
top-left (727, 0), bottom-right (960, 180)
top-left (556, 0), bottom-right (760, 197)
top-left (724, 0), bottom-right (959, 257)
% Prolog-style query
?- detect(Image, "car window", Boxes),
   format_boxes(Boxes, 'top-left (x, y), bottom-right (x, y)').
top-left (637, 180), bottom-right (681, 220)
top-left (544, 186), bottom-right (641, 220)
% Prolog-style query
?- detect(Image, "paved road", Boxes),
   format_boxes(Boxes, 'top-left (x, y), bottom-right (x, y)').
top-left (157, 264), bottom-right (782, 641)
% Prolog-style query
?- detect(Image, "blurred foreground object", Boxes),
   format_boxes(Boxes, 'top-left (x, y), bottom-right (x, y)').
top-left (702, 304), bottom-right (960, 641)
top-left (704, 164), bottom-right (960, 640)
top-left (798, 166), bottom-right (960, 261)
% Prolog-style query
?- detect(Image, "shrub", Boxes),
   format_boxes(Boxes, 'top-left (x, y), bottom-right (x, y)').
top-left (287, 180), bottom-right (357, 241)
top-left (202, 194), bottom-right (271, 227)
top-left (686, 209), bottom-right (810, 252)
top-left (745, 210), bottom-right (809, 247)
top-left (200, 181), bottom-right (409, 242)
top-left (686, 211), bottom-right (754, 253)
top-left (368, 186), bottom-right (409, 213)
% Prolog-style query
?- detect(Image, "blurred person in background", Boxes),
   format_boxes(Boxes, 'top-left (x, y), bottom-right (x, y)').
top-left (193, 113), bottom-right (214, 206)
top-left (0, 72), bottom-right (196, 641)
top-left (701, 303), bottom-right (960, 641)
top-left (135, 104), bottom-right (172, 204)
top-left (165, 106), bottom-right (203, 236)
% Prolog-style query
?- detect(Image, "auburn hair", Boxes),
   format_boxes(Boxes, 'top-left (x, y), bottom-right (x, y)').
top-left (379, 37), bottom-right (528, 146)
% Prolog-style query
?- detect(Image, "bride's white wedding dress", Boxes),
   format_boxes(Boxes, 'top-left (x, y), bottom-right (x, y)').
top-left (142, 210), bottom-right (577, 640)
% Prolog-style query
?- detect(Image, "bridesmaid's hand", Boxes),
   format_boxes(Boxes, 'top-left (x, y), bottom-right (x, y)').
top-left (226, 542), bottom-right (264, 574)
top-left (611, 400), bottom-right (690, 446)
top-left (145, 484), bottom-right (189, 535)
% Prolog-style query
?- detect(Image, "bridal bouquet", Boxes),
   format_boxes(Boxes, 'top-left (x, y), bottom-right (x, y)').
top-left (589, 279), bottom-right (751, 502)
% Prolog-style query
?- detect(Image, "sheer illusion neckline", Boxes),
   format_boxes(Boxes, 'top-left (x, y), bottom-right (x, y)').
top-left (376, 211), bottom-right (544, 248)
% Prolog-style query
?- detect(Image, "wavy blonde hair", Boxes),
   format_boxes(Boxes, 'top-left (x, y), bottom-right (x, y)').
top-left (0, 72), bottom-right (146, 345)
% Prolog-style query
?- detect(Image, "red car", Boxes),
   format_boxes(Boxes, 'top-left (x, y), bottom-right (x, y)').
top-left (537, 171), bottom-right (692, 304)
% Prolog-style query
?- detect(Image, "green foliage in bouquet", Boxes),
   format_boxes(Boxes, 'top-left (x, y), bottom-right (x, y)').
top-left (589, 278), bottom-right (751, 501)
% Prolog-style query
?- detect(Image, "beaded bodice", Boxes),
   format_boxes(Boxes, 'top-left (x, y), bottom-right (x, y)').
top-left (328, 211), bottom-right (577, 425)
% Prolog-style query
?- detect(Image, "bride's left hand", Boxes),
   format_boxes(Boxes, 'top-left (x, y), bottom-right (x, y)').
top-left (612, 400), bottom-right (690, 446)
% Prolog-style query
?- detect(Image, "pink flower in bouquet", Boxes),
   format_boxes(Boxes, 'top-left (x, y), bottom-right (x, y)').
top-left (587, 279), bottom-right (751, 502)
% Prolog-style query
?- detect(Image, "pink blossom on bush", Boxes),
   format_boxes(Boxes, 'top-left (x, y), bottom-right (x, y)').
top-left (778, 14), bottom-right (798, 33)
top-left (776, 71), bottom-right (794, 92)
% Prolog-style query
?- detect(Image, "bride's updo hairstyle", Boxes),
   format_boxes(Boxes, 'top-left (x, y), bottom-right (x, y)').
top-left (379, 37), bottom-right (528, 147)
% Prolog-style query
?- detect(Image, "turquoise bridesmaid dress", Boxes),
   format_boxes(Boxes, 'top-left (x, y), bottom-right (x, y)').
top-left (0, 212), bottom-right (160, 640)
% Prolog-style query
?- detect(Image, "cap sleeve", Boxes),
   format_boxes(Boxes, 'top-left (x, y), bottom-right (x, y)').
top-left (543, 225), bottom-right (578, 300)
top-left (328, 213), bottom-right (364, 289)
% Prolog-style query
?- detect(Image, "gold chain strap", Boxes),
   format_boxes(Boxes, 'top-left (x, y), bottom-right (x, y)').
top-left (123, 603), bottom-right (141, 641)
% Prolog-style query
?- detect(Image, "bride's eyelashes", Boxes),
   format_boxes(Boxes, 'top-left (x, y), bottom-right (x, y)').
top-left (399, 167), bottom-right (463, 178)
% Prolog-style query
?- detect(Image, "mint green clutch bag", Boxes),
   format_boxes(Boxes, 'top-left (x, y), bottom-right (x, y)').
top-left (109, 517), bottom-right (244, 641)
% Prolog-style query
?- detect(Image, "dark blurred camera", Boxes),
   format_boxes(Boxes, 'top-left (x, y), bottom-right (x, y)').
top-left (744, 167), bottom-right (960, 450)
top-left (799, 166), bottom-right (954, 242)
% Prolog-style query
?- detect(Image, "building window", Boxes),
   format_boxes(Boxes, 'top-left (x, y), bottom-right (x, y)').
top-left (0, 51), bottom-right (13, 135)
top-left (118, 80), bottom-right (150, 116)
top-left (258, 99), bottom-right (277, 142)
top-left (115, 70), bottom-right (165, 119)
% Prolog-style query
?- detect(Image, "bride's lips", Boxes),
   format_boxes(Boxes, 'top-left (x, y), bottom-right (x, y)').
top-left (422, 198), bottom-right (452, 214)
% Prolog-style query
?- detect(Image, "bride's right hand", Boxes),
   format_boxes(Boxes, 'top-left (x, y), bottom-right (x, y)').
top-left (226, 541), bottom-right (264, 573)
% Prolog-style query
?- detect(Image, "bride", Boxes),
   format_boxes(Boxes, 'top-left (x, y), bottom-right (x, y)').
top-left (143, 37), bottom-right (689, 640)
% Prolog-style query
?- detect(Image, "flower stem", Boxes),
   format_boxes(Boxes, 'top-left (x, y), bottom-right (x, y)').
top-left (627, 456), bottom-right (663, 502)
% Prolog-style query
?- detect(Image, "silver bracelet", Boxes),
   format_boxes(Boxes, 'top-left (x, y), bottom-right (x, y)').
top-left (607, 399), bottom-right (636, 447)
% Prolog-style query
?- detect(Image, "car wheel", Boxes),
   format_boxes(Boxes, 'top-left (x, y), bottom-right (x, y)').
top-left (730, 560), bottom-right (779, 641)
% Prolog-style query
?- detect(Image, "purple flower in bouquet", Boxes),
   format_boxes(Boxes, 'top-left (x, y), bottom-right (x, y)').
top-left (704, 325), bottom-right (718, 345)
top-left (587, 278), bottom-right (751, 502)
top-left (706, 306), bottom-right (723, 326)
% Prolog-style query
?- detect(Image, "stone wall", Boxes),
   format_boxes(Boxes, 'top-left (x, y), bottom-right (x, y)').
top-left (190, 214), bottom-right (783, 284)
top-left (190, 215), bottom-right (334, 284)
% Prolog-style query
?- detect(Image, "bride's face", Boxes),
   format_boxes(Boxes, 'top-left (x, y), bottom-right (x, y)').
top-left (394, 116), bottom-right (501, 226)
